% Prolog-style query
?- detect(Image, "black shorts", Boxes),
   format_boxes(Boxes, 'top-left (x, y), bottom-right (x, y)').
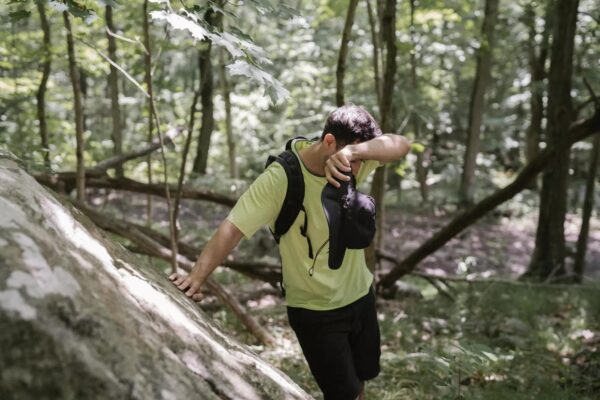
top-left (287, 288), bottom-right (381, 400)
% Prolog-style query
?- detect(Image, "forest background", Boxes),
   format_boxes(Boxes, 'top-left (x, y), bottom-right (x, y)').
top-left (1, 0), bottom-right (600, 398)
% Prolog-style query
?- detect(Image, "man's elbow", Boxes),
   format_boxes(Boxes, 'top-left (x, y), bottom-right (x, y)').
top-left (382, 134), bottom-right (411, 162)
top-left (395, 135), bottom-right (411, 158)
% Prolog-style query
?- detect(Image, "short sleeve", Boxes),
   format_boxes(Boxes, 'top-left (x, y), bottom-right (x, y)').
top-left (355, 159), bottom-right (381, 185)
top-left (226, 162), bottom-right (287, 239)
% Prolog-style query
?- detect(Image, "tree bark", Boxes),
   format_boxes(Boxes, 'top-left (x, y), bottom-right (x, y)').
top-left (335, 0), bottom-right (360, 107)
top-left (526, 0), bottom-right (580, 280)
top-left (366, 0), bottom-right (382, 113)
top-left (172, 87), bottom-right (201, 263)
top-left (377, 108), bottom-right (600, 290)
top-left (459, 0), bottom-right (500, 205)
top-left (36, 2), bottom-right (51, 168)
top-left (366, 0), bottom-right (396, 273)
top-left (192, 10), bottom-right (222, 174)
top-left (574, 132), bottom-right (599, 281)
top-left (142, 0), bottom-right (154, 223)
top-left (63, 12), bottom-right (86, 202)
top-left (409, 0), bottom-right (429, 203)
top-left (218, 48), bottom-right (238, 179)
top-left (524, 3), bottom-right (552, 188)
top-left (106, 5), bottom-right (124, 178)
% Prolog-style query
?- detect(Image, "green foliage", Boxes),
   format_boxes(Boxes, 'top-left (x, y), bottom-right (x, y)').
top-left (203, 267), bottom-right (600, 399)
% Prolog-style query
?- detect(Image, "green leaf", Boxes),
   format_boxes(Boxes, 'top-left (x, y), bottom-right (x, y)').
top-left (150, 10), bottom-right (210, 41)
top-left (227, 60), bottom-right (289, 104)
top-left (411, 142), bottom-right (426, 153)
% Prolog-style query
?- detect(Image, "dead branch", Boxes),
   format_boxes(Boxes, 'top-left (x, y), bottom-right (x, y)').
top-left (131, 222), bottom-right (281, 286)
top-left (90, 127), bottom-right (181, 176)
top-left (36, 175), bottom-right (237, 208)
top-left (377, 108), bottom-right (600, 290)
top-left (75, 201), bottom-right (275, 346)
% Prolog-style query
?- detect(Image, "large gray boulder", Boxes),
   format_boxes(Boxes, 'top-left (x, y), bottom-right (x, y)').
top-left (0, 153), bottom-right (311, 400)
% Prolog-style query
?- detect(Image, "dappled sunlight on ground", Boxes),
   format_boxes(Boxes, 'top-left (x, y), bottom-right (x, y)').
top-left (382, 209), bottom-right (600, 280)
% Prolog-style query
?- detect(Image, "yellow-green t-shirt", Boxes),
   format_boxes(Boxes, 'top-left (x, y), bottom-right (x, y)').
top-left (226, 139), bottom-right (379, 310)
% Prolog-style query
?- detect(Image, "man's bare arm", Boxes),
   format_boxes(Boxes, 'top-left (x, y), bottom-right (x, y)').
top-left (169, 219), bottom-right (244, 300)
top-left (325, 134), bottom-right (411, 186)
top-left (349, 133), bottom-right (411, 163)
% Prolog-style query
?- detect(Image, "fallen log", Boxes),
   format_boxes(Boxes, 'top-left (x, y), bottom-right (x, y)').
top-left (377, 107), bottom-right (600, 290)
top-left (36, 175), bottom-right (238, 207)
top-left (75, 201), bottom-right (276, 346)
top-left (132, 223), bottom-right (281, 286)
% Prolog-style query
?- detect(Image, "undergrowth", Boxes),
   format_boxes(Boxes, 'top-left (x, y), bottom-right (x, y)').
top-left (205, 271), bottom-right (600, 399)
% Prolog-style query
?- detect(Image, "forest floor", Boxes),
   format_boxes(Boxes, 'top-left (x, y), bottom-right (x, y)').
top-left (98, 191), bottom-right (600, 399)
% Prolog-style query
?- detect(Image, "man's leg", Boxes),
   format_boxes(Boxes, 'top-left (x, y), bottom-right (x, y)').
top-left (350, 288), bottom-right (381, 384)
top-left (287, 306), bottom-right (362, 400)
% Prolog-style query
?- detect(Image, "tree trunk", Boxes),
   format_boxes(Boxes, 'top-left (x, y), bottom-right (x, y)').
top-left (366, 0), bottom-right (382, 114)
top-left (36, 2), bottom-right (51, 169)
top-left (459, 0), bottom-right (499, 205)
top-left (524, 3), bottom-right (552, 172)
top-left (526, 0), bottom-right (580, 280)
top-left (142, 0), bottom-right (154, 222)
top-left (173, 89), bottom-right (201, 250)
top-left (377, 109), bottom-right (600, 290)
top-left (106, 5), bottom-right (124, 178)
top-left (574, 132), bottom-right (599, 282)
top-left (219, 48), bottom-right (238, 179)
top-left (335, 0), bottom-right (360, 107)
top-left (409, 0), bottom-right (429, 203)
top-left (366, 0), bottom-right (396, 273)
top-left (63, 12), bottom-right (86, 202)
top-left (192, 10), bottom-right (222, 175)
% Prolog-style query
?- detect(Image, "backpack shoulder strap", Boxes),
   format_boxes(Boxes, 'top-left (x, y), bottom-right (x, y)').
top-left (265, 140), bottom-right (305, 243)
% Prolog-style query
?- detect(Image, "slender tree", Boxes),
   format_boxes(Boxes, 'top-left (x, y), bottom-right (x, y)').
top-left (335, 0), bottom-right (360, 107)
top-left (192, 9), bottom-right (222, 174)
top-left (524, 2), bottom-right (552, 170)
top-left (366, 0), bottom-right (382, 113)
top-left (218, 47), bottom-right (238, 179)
top-left (366, 0), bottom-right (397, 272)
top-left (574, 132), bottom-right (600, 282)
top-left (36, 1), bottom-right (51, 168)
top-left (409, 0), bottom-right (429, 202)
top-left (526, 0), bottom-right (580, 280)
top-left (142, 0), bottom-right (154, 222)
top-left (63, 12), bottom-right (86, 201)
top-left (459, 0), bottom-right (500, 205)
top-left (106, 5), bottom-right (124, 178)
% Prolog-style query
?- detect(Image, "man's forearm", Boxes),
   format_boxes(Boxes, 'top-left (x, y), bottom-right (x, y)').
top-left (171, 219), bottom-right (244, 297)
top-left (349, 134), bottom-right (411, 163)
top-left (192, 219), bottom-right (244, 283)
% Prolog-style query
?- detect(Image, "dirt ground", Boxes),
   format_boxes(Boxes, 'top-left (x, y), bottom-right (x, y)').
top-left (380, 208), bottom-right (600, 281)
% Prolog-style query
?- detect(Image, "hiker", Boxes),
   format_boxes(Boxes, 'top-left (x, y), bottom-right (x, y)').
top-left (170, 104), bottom-right (410, 400)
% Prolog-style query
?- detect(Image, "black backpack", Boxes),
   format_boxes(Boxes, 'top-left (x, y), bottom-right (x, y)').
top-left (265, 136), bottom-right (314, 259)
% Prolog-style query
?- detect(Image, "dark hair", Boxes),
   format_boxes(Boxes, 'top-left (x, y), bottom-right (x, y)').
top-left (321, 105), bottom-right (382, 147)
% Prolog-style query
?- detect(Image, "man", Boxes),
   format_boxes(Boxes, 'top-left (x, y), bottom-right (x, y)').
top-left (170, 105), bottom-right (410, 400)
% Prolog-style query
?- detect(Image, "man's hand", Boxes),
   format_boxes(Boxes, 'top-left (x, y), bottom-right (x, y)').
top-left (169, 269), bottom-right (205, 302)
top-left (167, 219), bottom-right (244, 302)
top-left (325, 147), bottom-right (353, 187)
